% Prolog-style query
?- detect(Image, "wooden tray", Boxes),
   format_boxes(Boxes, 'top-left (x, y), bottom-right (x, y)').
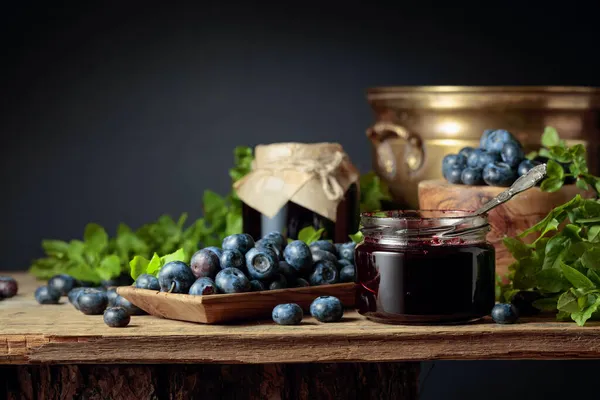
top-left (117, 283), bottom-right (357, 324)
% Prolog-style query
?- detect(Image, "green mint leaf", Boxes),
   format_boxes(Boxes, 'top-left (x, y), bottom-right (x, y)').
top-left (540, 178), bottom-right (564, 193)
top-left (287, 238), bottom-right (294, 245)
top-left (560, 262), bottom-right (596, 290)
top-left (526, 151), bottom-right (538, 160)
top-left (298, 226), bottom-right (317, 244)
top-left (117, 223), bottom-right (132, 235)
top-left (534, 218), bottom-right (560, 244)
top-left (571, 296), bottom-right (600, 326)
top-left (129, 255), bottom-right (150, 280)
top-left (532, 296), bottom-right (559, 311)
top-left (548, 146), bottom-right (573, 163)
top-left (539, 148), bottom-right (552, 158)
top-left (576, 179), bottom-right (589, 191)
top-left (542, 236), bottom-right (569, 270)
top-left (562, 224), bottom-right (582, 242)
top-left (359, 171), bottom-right (392, 212)
top-left (160, 248), bottom-right (187, 265)
top-left (96, 254), bottom-right (121, 281)
top-left (64, 260), bottom-right (102, 283)
top-left (545, 159), bottom-right (564, 179)
top-left (587, 269), bottom-right (600, 286)
top-left (146, 253), bottom-right (163, 276)
top-left (577, 217), bottom-right (600, 224)
top-left (67, 240), bottom-right (86, 263)
top-left (503, 236), bottom-right (531, 259)
top-left (541, 127), bottom-right (560, 147)
top-left (587, 226), bottom-right (600, 242)
top-left (536, 269), bottom-right (569, 293)
top-left (349, 231), bottom-right (364, 243)
top-left (177, 213), bottom-right (188, 229)
top-left (306, 228), bottom-right (325, 244)
top-left (557, 290), bottom-right (579, 313)
top-left (225, 212), bottom-right (243, 236)
top-left (519, 195), bottom-right (582, 238)
top-left (569, 143), bottom-right (586, 159)
top-left (41, 240), bottom-right (70, 257)
top-left (556, 310), bottom-right (572, 321)
top-left (83, 223), bottom-right (109, 253)
top-left (581, 248), bottom-right (600, 270)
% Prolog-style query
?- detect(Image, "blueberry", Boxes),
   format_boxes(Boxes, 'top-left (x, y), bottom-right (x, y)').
top-left (106, 287), bottom-right (119, 306)
top-left (442, 154), bottom-right (467, 170)
top-left (461, 167), bottom-right (484, 185)
top-left (113, 294), bottom-right (145, 315)
top-left (47, 274), bottom-right (77, 296)
top-left (158, 261), bottom-right (196, 293)
top-left (101, 273), bottom-right (134, 288)
top-left (295, 278), bottom-right (310, 287)
top-left (309, 261), bottom-right (339, 286)
top-left (222, 233), bottom-right (255, 255)
top-left (269, 274), bottom-right (287, 290)
top-left (78, 290), bottom-right (108, 315)
top-left (190, 249), bottom-right (221, 279)
top-left (443, 167), bottom-right (464, 184)
top-left (483, 162), bottom-right (517, 186)
top-left (249, 280), bottom-right (266, 291)
top-left (517, 159), bottom-right (541, 177)
top-left (340, 265), bottom-right (356, 283)
top-left (491, 303), bottom-right (519, 324)
top-left (337, 259), bottom-right (353, 269)
top-left (0, 276), bottom-right (18, 298)
top-left (334, 243), bottom-right (343, 255)
top-left (263, 231), bottom-right (286, 250)
top-left (255, 239), bottom-right (282, 260)
top-left (189, 277), bottom-right (219, 295)
top-left (215, 267), bottom-right (251, 294)
top-left (338, 242), bottom-right (355, 263)
top-left (467, 148), bottom-right (501, 169)
top-left (309, 240), bottom-right (337, 256)
top-left (311, 249), bottom-right (338, 264)
top-left (204, 246), bottom-right (223, 259)
top-left (501, 141), bottom-right (524, 168)
top-left (310, 296), bottom-right (343, 322)
top-left (278, 261), bottom-right (297, 285)
top-left (483, 129), bottom-right (518, 153)
top-left (480, 129), bottom-right (494, 148)
top-left (219, 249), bottom-right (245, 270)
top-left (272, 303), bottom-right (303, 325)
top-left (245, 247), bottom-right (278, 280)
top-left (458, 146), bottom-right (476, 159)
top-left (284, 240), bottom-right (313, 276)
top-left (68, 287), bottom-right (85, 308)
top-left (134, 274), bottom-right (160, 290)
top-left (510, 290), bottom-right (542, 316)
top-left (35, 286), bottom-right (61, 304)
top-left (103, 307), bottom-right (131, 328)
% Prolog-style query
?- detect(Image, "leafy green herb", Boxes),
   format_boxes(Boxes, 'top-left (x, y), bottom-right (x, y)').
top-left (359, 171), bottom-right (393, 212)
top-left (129, 248), bottom-right (187, 280)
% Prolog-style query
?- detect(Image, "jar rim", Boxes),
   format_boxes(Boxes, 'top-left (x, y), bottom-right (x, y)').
top-left (361, 209), bottom-right (478, 221)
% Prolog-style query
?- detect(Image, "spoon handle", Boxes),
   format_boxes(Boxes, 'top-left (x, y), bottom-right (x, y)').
top-left (474, 163), bottom-right (548, 216)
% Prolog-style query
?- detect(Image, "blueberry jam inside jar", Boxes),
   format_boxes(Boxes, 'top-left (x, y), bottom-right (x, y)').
top-left (355, 210), bottom-right (495, 324)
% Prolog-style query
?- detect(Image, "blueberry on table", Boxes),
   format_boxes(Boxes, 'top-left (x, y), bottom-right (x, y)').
top-left (68, 288), bottom-right (84, 308)
top-left (340, 265), bottom-right (356, 283)
top-left (103, 307), bottom-right (131, 328)
top-left (309, 240), bottom-right (338, 256)
top-left (277, 261), bottom-right (297, 285)
top-left (284, 241), bottom-right (313, 276)
top-left (311, 249), bottom-right (338, 264)
top-left (338, 242), bottom-right (355, 263)
top-left (0, 276), bottom-right (18, 298)
top-left (189, 277), bottom-right (219, 295)
top-left (47, 274), bottom-right (76, 296)
top-left (501, 141), bottom-right (525, 168)
top-left (215, 267), bottom-right (251, 294)
top-left (263, 231), bottom-right (286, 250)
top-left (245, 247), bottom-right (278, 280)
top-left (204, 246), bottom-right (224, 259)
top-left (222, 233), bottom-right (255, 255)
top-left (113, 294), bottom-right (145, 315)
top-left (461, 167), bottom-right (484, 186)
top-left (255, 239), bottom-right (282, 261)
top-left (106, 288), bottom-right (119, 306)
top-left (268, 274), bottom-right (288, 290)
top-left (78, 290), bottom-right (108, 315)
top-left (190, 249), bottom-right (221, 279)
top-left (480, 129), bottom-right (494, 148)
top-left (220, 249), bottom-right (245, 270)
top-left (491, 303), bottom-right (519, 324)
top-left (482, 129), bottom-right (518, 153)
top-left (134, 273), bottom-right (160, 290)
top-left (309, 261), bottom-right (339, 286)
top-left (467, 149), bottom-right (501, 169)
top-left (295, 278), bottom-right (310, 287)
top-left (101, 273), bottom-right (134, 288)
top-left (249, 280), bottom-right (266, 292)
top-left (510, 290), bottom-right (542, 316)
top-left (443, 167), bottom-right (464, 184)
top-left (272, 303), bottom-right (303, 325)
top-left (517, 159), bottom-right (541, 177)
top-left (483, 162), bottom-right (517, 186)
top-left (158, 261), bottom-right (196, 293)
top-left (458, 146), bottom-right (475, 159)
top-left (35, 286), bottom-right (61, 304)
top-left (442, 154), bottom-right (467, 170)
top-left (310, 296), bottom-right (343, 322)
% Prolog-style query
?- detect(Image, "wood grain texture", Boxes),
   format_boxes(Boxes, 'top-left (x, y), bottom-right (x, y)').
top-left (2, 273), bottom-right (600, 364)
top-left (418, 180), bottom-right (591, 276)
top-left (0, 363), bottom-right (419, 400)
top-left (116, 283), bottom-right (356, 324)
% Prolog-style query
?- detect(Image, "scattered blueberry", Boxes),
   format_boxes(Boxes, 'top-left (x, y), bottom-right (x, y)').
top-left (113, 294), bottom-right (145, 315)
top-left (309, 261), bottom-right (339, 286)
top-left (491, 303), bottom-right (519, 324)
top-left (311, 249), bottom-right (338, 264)
top-left (47, 274), bottom-right (77, 296)
top-left (255, 239), bottom-right (282, 260)
top-left (443, 167), bottom-right (463, 184)
top-left (517, 159), bottom-right (541, 177)
top-left (337, 242), bottom-right (355, 263)
top-left (0, 276), bottom-right (18, 298)
top-left (269, 274), bottom-right (288, 290)
top-left (189, 277), bottom-right (219, 295)
top-left (35, 286), bottom-right (61, 304)
top-left (309, 240), bottom-right (337, 256)
top-left (68, 287), bottom-right (85, 308)
top-left (134, 274), bottom-right (160, 291)
top-left (480, 129), bottom-right (494, 148)
top-left (310, 296), bottom-right (343, 322)
top-left (249, 280), bottom-right (266, 292)
top-left (340, 265), bottom-right (356, 283)
top-left (219, 249), bottom-right (245, 270)
top-left (467, 148), bottom-right (501, 169)
top-left (461, 167), bottom-right (484, 185)
top-left (103, 307), bottom-right (131, 328)
top-left (272, 303), bottom-right (303, 325)
top-left (222, 233), bottom-right (255, 255)
top-left (510, 290), bottom-right (542, 316)
top-left (245, 247), bottom-right (279, 280)
top-left (190, 249), bottom-right (221, 279)
top-left (277, 261), bottom-right (297, 285)
top-left (483, 129), bottom-right (517, 153)
top-left (214, 267), bottom-right (251, 294)
top-left (501, 141), bottom-right (524, 168)
top-left (295, 278), bottom-right (310, 287)
top-left (204, 246), bottom-right (223, 259)
top-left (106, 287), bottom-right (119, 306)
top-left (458, 146), bottom-right (476, 159)
top-left (78, 290), bottom-right (108, 315)
top-left (483, 162), bottom-right (517, 186)
top-left (263, 231), bottom-right (286, 250)
top-left (442, 154), bottom-right (467, 170)
top-left (158, 261), bottom-right (196, 293)
top-left (284, 240), bottom-right (313, 276)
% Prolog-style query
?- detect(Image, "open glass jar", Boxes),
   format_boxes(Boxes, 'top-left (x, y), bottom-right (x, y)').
top-left (355, 210), bottom-right (495, 324)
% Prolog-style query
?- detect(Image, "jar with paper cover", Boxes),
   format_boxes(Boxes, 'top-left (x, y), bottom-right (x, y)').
top-left (234, 143), bottom-right (360, 242)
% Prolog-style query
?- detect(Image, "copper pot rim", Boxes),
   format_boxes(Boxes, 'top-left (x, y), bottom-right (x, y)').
top-left (367, 86), bottom-right (600, 95)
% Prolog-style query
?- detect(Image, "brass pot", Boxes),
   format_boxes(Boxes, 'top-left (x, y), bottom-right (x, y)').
top-left (366, 86), bottom-right (600, 208)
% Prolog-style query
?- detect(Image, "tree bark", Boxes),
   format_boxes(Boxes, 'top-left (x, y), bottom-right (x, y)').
top-left (1, 362), bottom-right (419, 400)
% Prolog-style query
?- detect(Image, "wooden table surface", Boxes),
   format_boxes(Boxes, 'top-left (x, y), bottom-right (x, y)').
top-left (2, 272), bottom-right (600, 365)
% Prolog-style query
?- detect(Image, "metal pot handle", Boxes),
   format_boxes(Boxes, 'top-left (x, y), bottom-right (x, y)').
top-left (366, 122), bottom-right (425, 179)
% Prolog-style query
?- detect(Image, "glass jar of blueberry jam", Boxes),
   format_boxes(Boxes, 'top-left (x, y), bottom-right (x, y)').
top-left (355, 210), bottom-right (495, 324)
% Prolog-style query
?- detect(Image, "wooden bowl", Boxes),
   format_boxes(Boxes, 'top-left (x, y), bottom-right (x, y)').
top-left (418, 180), bottom-right (591, 276)
top-left (117, 283), bottom-right (357, 324)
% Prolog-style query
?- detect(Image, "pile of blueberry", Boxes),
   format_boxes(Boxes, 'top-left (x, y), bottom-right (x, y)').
top-left (442, 129), bottom-right (541, 187)
top-left (272, 296), bottom-right (344, 325)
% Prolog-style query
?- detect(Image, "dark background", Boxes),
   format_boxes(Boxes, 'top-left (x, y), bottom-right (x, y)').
top-left (2, 2), bottom-right (600, 399)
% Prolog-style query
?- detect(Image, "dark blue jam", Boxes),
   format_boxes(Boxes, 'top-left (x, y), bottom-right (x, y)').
top-left (355, 240), bottom-right (495, 324)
